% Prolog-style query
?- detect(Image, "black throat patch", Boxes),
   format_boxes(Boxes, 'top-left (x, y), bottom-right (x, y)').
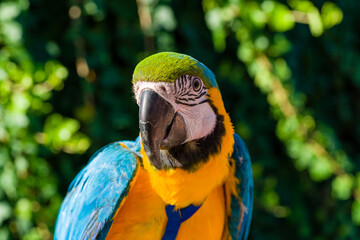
top-left (167, 103), bottom-right (226, 170)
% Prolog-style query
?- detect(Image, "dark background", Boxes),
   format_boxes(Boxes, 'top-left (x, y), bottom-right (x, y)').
top-left (0, 0), bottom-right (359, 239)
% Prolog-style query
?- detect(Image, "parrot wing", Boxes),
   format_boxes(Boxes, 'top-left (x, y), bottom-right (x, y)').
top-left (229, 133), bottom-right (254, 240)
top-left (54, 137), bottom-right (141, 240)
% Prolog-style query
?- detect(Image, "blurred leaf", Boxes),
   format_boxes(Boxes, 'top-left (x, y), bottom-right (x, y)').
top-left (307, 8), bottom-right (323, 37)
top-left (15, 198), bottom-right (32, 221)
top-left (274, 58), bottom-right (291, 81)
top-left (205, 8), bottom-right (226, 52)
top-left (42, 114), bottom-right (90, 154)
top-left (332, 174), bottom-right (354, 200)
top-left (269, 3), bottom-right (295, 32)
top-left (309, 156), bottom-right (333, 181)
top-left (352, 200), bottom-right (360, 225)
top-left (321, 2), bottom-right (343, 29)
top-left (0, 2), bottom-right (21, 21)
top-left (0, 202), bottom-right (12, 225)
top-left (2, 21), bottom-right (22, 43)
top-left (154, 5), bottom-right (177, 31)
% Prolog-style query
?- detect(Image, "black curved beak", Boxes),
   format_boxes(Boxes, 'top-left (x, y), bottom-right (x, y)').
top-left (139, 89), bottom-right (186, 169)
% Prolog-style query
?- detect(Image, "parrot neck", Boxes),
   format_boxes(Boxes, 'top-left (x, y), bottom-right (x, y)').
top-left (141, 88), bottom-right (234, 208)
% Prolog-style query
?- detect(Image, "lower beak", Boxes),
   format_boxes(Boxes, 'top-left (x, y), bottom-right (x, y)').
top-left (139, 89), bottom-right (186, 169)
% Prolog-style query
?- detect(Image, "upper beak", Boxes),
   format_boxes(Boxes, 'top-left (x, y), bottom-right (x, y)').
top-left (139, 89), bottom-right (186, 169)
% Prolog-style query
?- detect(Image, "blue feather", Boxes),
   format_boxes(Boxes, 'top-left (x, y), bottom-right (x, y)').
top-left (229, 133), bottom-right (254, 240)
top-left (54, 138), bottom-right (140, 240)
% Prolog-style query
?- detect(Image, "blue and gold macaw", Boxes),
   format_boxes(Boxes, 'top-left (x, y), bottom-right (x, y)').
top-left (55, 52), bottom-right (253, 240)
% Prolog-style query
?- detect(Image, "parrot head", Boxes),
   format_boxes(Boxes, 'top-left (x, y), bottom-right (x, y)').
top-left (133, 52), bottom-right (230, 171)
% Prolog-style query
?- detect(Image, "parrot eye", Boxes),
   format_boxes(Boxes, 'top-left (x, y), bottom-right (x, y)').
top-left (192, 78), bottom-right (202, 92)
top-left (174, 75), bottom-right (208, 107)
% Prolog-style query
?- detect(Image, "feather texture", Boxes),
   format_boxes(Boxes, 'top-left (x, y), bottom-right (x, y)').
top-left (132, 52), bottom-right (217, 88)
top-left (54, 138), bottom-right (141, 240)
top-left (229, 133), bottom-right (254, 240)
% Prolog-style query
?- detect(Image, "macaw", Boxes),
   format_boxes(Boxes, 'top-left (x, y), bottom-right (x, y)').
top-left (55, 52), bottom-right (253, 240)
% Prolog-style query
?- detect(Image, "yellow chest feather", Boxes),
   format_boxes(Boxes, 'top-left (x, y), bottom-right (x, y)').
top-left (106, 168), bottom-right (226, 240)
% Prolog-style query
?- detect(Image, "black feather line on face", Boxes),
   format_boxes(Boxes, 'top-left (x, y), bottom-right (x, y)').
top-left (194, 91), bottom-right (207, 99)
top-left (175, 99), bottom-right (210, 106)
top-left (176, 90), bottom-right (206, 102)
top-left (167, 102), bottom-right (226, 171)
top-left (177, 97), bottom-right (196, 101)
top-left (180, 75), bottom-right (186, 94)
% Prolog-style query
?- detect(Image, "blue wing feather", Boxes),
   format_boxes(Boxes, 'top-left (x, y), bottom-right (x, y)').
top-left (54, 137), bottom-right (141, 240)
top-left (229, 133), bottom-right (254, 240)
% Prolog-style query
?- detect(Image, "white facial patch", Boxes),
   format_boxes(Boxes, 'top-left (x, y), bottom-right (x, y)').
top-left (133, 81), bottom-right (174, 106)
top-left (133, 75), bottom-right (217, 143)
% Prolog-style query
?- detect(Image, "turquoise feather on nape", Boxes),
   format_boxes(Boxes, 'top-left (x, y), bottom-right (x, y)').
top-left (54, 138), bottom-right (140, 240)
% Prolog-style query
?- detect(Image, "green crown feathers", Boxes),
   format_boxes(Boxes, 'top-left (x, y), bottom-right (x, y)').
top-left (133, 52), bottom-right (217, 88)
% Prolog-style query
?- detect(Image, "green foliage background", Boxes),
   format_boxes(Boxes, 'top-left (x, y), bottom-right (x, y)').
top-left (0, 0), bottom-right (359, 239)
